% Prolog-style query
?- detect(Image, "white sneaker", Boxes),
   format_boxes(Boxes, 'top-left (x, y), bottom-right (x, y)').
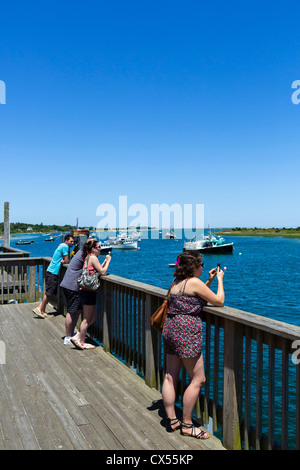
top-left (63, 336), bottom-right (72, 345)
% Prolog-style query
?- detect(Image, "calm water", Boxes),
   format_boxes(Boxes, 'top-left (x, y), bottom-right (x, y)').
top-left (6, 230), bottom-right (300, 326)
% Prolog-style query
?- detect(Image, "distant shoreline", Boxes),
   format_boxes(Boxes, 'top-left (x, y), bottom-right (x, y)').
top-left (2, 227), bottom-right (300, 240)
top-left (217, 229), bottom-right (300, 239)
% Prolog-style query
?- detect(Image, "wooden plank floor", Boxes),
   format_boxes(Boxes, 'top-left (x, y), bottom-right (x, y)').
top-left (0, 302), bottom-right (225, 451)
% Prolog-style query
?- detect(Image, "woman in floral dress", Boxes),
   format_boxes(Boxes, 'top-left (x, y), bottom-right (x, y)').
top-left (162, 251), bottom-right (225, 439)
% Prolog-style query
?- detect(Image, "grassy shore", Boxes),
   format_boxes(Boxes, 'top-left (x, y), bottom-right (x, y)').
top-left (216, 228), bottom-right (300, 238)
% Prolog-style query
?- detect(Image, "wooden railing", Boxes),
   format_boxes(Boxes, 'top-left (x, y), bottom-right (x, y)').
top-left (1, 256), bottom-right (300, 450)
top-left (0, 256), bottom-right (51, 303)
top-left (89, 274), bottom-right (300, 451)
top-left (0, 246), bottom-right (30, 258)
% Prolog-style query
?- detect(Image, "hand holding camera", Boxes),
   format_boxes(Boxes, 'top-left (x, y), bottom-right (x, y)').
top-left (216, 263), bottom-right (225, 280)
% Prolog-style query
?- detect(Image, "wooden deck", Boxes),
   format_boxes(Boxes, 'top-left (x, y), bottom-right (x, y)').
top-left (0, 302), bottom-right (225, 451)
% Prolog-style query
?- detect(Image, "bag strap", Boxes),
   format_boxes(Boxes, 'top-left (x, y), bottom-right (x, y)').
top-left (165, 278), bottom-right (176, 298)
top-left (84, 255), bottom-right (91, 268)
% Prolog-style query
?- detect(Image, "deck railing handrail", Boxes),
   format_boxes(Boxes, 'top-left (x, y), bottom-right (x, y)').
top-left (0, 246), bottom-right (31, 257)
top-left (95, 274), bottom-right (300, 451)
top-left (1, 256), bottom-right (300, 450)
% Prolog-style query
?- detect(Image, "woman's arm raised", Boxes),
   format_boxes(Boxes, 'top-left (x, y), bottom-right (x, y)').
top-left (89, 254), bottom-right (111, 275)
top-left (189, 270), bottom-right (225, 307)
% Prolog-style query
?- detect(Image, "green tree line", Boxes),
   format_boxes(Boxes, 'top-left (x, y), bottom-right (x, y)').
top-left (231, 227), bottom-right (300, 232)
top-left (0, 222), bottom-right (76, 234)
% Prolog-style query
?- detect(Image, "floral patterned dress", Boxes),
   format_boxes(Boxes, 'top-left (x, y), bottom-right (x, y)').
top-left (162, 280), bottom-right (207, 358)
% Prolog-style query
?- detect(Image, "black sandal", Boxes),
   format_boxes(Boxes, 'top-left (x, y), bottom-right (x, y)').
top-left (180, 421), bottom-right (210, 439)
top-left (166, 417), bottom-right (181, 432)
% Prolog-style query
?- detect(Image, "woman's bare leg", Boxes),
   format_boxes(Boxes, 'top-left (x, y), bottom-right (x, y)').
top-left (181, 354), bottom-right (208, 437)
top-left (162, 354), bottom-right (182, 427)
top-left (79, 304), bottom-right (96, 347)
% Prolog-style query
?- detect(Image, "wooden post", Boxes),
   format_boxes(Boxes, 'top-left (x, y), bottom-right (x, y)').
top-left (4, 202), bottom-right (10, 248)
top-left (28, 261), bottom-right (36, 302)
top-left (223, 319), bottom-right (243, 449)
top-left (145, 293), bottom-right (157, 389)
top-left (102, 281), bottom-right (112, 353)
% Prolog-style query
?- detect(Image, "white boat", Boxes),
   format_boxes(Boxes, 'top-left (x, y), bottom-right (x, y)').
top-left (166, 229), bottom-right (176, 239)
top-left (183, 232), bottom-right (233, 254)
top-left (109, 231), bottom-right (139, 249)
top-left (15, 239), bottom-right (34, 245)
top-left (112, 237), bottom-right (138, 249)
top-left (127, 231), bottom-right (142, 242)
top-left (45, 236), bottom-right (56, 242)
top-left (110, 231), bottom-right (141, 242)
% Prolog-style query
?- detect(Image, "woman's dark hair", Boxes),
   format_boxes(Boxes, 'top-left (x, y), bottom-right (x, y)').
top-left (173, 252), bottom-right (203, 280)
top-left (82, 239), bottom-right (98, 259)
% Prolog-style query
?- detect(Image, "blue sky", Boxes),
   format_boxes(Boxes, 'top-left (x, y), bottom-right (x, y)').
top-left (1, 0), bottom-right (300, 228)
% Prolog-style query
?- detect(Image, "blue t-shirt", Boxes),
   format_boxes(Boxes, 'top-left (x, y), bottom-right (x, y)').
top-left (47, 243), bottom-right (69, 275)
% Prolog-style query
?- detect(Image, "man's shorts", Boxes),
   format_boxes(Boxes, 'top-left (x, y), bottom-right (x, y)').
top-left (62, 287), bottom-right (82, 314)
top-left (45, 271), bottom-right (59, 296)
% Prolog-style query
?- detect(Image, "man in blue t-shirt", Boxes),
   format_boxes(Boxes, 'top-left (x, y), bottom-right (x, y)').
top-left (33, 234), bottom-right (75, 318)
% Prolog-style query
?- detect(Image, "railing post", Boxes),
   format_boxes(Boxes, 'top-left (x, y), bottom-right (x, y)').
top-left (28, 261), bottom-right (36, 302)
top-left (223, 318), bottom-right (243, 449)
top-left (102, 281), bottom-right (112, 353)
top-left (3, 202), bottom-right (10, 248)
top-left (145, 293), bottom-right (157, 389)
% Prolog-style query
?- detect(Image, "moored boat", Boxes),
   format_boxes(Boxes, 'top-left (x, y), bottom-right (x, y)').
top-left (183, 232), bottom-right (233, 254)
top-left (111, 236), bottom-right (138, 249)
top-left (109, 231), bottom-right (141, 242)
top-left (98, 241), bottom-right (113, 254)
top-left (125, 231), bottom-right (141, 242)
top-left (15, 240), bottom-right (34, 245)
top-left (109, 232), bottom-right (138, 249)
top-left (166, 228), bottom-right (176, 239)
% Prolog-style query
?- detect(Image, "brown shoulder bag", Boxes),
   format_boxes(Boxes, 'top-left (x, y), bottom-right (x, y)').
top-left (150, 286), bottom-right (171, 333)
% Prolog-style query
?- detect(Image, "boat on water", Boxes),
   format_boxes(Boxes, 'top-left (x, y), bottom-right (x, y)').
top-left (166, 228), bottom-right (176, 239)
top-left (15, 240), bottom-right (34, 245)
top-left (98, 241), bottom-right (113, 254)
top-left (109, 232), bottom-right (139, 249)
top-left (127, 231), bottom-right (142, 242)
top-left (109, 231), bottom-right (141, 242)
top-left (112, 238), bottom-right (138, 250)
top-left (110, 235), bottom-right (138, 249)
top-left (183, 232), bottom-right (234, 254)
top-left (45, 236), bottom-right (58, 241)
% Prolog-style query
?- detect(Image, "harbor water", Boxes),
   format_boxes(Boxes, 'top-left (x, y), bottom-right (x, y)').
top-left (7, 229), bottom-right (300, 326)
